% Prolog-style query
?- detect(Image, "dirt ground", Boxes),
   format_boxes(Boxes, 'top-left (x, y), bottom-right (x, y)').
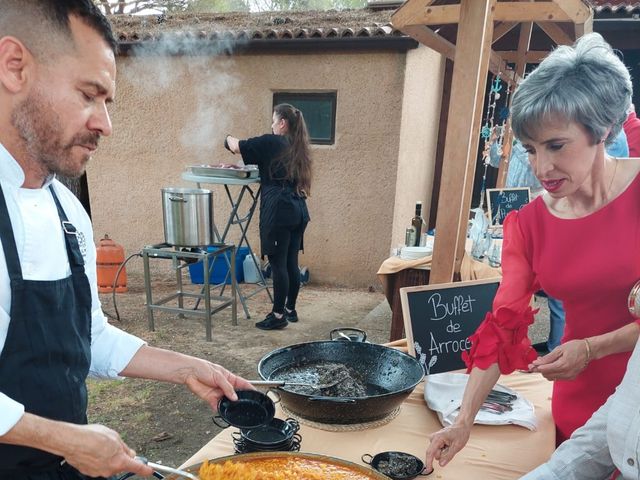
top-left (89, 271), bottom-right (551, 476)
top-left (89, 272), bottom-right (391, 473)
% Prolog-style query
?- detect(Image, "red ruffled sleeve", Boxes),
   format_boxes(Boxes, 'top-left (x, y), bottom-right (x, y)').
top-left (462, 211), bottom-right (539, 374)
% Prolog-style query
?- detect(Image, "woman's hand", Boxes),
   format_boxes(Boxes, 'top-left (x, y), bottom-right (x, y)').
top-left (425, 422), bottom-right (471, 471)
top-left (528, 339), bottom-right (589, 380)
top-left (224, 135), bottom-right (240, 155)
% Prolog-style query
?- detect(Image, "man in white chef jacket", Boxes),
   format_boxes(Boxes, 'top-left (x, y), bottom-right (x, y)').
top-left (0, 2), bottom-right (252, 479)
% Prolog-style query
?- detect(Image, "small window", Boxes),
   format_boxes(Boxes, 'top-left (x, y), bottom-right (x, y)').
top-left (273, 92), bottom-right (337, 145)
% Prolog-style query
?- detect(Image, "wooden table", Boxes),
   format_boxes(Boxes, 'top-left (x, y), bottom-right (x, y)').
top-left (181, 372), bottom-right (555, 479)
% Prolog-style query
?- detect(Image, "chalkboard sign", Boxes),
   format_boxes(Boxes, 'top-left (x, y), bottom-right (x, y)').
top-left (486, 188), bottom-right (530, 226)
top-left (400, 279), bottom-right (500, 375)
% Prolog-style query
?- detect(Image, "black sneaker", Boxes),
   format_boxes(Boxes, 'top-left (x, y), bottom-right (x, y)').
top-left (285, 309), bottom-right (298, 323)
top-left (255, 312), bottom-right (288, 330)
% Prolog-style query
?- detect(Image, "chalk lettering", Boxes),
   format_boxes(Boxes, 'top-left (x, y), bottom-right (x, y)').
top-left (428, 332), bottom-right (472, 356)
top-left (446, 320), bottom-right (461, 333)
top-left (498, 192), bottom-right (519, 203)
top-left (427, 293), bottom-right (477, 321)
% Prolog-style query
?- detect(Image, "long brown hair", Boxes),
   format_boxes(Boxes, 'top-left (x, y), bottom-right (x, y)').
top-left (273, 103), bottom-right (313, 196)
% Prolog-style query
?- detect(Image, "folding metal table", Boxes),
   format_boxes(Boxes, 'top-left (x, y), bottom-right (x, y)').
top-left (142, 242), bottom-right (237, 341)
top-left (182, 172), bottom-right (272, 318)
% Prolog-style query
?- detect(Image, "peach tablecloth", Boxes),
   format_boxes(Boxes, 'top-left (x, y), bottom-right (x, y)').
top-left (376, 251), bottom-right (501, 281)
top-left (180, 371), bottom-right (554, 479)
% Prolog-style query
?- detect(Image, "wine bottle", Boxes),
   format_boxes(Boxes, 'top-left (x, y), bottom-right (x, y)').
top-left (411, 202), bottom-right (424, 246)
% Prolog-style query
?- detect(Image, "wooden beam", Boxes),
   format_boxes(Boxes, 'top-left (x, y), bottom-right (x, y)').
top-left (494, 2), bottom-right (571, 22)
top-left (515, 21), bottom-right (533, 78)
top-left (391, 0), bottom-right (437, 30)
top-left (498, 50), bottom-right (549, 63)
top-left (536, 21), bottom-right (574, 45)
top-left (399, 24), bottom-right (509, 79)
top-left (430, 0), bottom-right (496, 284)
top-left (395, 2), bottom-right (573, 27)
top-left (553, 0), bottom-right (593, 24)
top-left (574, 9), bottom-right (594, 38)
top-left (401, 25), bottom-right (456, 60)
top-left (419, 4), bottom-right (461, 25)
top-left (492, 21), bottom-right (518, 43)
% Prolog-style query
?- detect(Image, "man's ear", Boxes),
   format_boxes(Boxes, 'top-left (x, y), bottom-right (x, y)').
top-left (0, 36), bottom-right (32, 94)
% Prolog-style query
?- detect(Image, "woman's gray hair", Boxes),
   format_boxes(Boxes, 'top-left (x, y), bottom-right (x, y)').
top-left (511, 32), bottom-right (632, 146)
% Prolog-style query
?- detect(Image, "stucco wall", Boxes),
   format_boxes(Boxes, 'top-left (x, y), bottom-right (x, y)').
top-left (88, 46), bottom-right (441, 287)
top-left (391, 45), bottom-right (445, 248)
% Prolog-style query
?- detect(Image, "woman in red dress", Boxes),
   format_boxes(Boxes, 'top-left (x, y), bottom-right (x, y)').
top-left (426, 32), bottom-right (639, 471)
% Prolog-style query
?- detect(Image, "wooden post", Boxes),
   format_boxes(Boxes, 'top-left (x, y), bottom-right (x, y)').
top-left (429, 0), bottom-right (495, 284)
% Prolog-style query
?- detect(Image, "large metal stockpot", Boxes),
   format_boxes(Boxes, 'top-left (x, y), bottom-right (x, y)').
top-left (161, 187), bottom-right (214, 247)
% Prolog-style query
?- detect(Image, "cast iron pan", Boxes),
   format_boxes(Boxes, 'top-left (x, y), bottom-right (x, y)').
top-left (239, 417), bottom-right (299, 447)
top-left (362, 451), bottom-right (433, 479)
top-left (212, 390), bottom-right (278, 429)
top-left (258, 341), bottom-right (424, 424)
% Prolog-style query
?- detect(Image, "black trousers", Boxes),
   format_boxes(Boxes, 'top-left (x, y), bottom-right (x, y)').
top-left (266, 223), bottom-right (305, 314)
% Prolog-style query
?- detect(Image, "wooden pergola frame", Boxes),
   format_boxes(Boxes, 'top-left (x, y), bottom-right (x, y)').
top-left (391, 0), bottom-right (593, 284)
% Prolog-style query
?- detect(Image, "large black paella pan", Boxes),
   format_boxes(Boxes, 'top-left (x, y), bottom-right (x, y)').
top-left (257, 341), bottom-right (424, 424)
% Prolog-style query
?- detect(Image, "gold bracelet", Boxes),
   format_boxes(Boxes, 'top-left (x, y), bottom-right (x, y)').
top-left (583, 338), bottom-right (592, 367)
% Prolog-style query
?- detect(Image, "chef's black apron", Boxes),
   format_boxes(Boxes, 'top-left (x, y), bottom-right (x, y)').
top-left (0, 184), bottom-right (106, 480)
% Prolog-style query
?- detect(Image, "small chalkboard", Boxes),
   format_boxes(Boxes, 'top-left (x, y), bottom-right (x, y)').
top-left (400, 279), bottom-right (500, 375)
top-left (486, 188), bottom-right (530, 226)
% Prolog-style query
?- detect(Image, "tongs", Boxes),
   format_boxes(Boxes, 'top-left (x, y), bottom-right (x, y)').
top-left (250, 376), bottom-right (347, 389)
top-left (135, 456), bottom-right (198, 480)
top-left (250, 371), bottom-right (349, 390)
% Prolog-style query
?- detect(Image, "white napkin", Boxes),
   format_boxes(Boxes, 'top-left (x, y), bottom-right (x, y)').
top-left (424, 372), bottom-right (538, 431)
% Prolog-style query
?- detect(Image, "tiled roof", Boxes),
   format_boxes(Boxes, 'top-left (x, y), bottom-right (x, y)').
top-left (108, 10), bottom-right (403, 43)
top-left (590, 1), bottom-right (640, 13)
top-left (108, 2), bottom-right (639, 46)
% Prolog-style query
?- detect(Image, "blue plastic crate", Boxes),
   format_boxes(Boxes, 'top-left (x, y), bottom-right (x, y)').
top-left (188, 246), bottom-right (250, 285)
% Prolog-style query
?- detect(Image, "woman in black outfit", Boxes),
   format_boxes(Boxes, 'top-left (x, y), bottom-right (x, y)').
top-left (225, 104), bottom-right (312, 330)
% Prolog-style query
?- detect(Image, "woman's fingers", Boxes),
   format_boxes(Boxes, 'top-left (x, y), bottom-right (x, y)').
top-left (425, 425), bottom-right (470, 471)
top-left (530, 340), bottom-right (588, 380)
top-left (425, 435), bottom-right (446, 471)
top-left (528, 349), bottom-right (562, 369)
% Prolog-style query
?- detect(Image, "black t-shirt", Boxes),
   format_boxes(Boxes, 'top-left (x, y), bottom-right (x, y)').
top-left (239, 134), bottom-right (310, 229)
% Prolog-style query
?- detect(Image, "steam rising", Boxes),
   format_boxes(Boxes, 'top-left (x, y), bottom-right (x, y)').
top-left (122, 34), bottom-right (248, 164)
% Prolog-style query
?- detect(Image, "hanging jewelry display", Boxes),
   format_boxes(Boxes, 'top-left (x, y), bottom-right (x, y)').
top-left (478, 74), bottom-right (502, 209)
top-left (495, 80), bottom-right (512, 177)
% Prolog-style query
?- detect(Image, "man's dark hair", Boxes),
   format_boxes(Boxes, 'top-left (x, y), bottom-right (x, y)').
top-left (0, 0), bottom-right (118, 58)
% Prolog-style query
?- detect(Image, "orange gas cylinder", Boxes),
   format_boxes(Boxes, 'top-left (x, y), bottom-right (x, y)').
top-left (96, 234), bottom-right (128, 293)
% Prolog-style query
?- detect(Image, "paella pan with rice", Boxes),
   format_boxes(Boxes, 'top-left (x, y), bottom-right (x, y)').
top-left (164, 452), bottom-right (389, 480)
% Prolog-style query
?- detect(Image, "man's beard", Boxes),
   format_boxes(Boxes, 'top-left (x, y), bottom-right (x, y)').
top-left (10, 88), bottom-right (99, 179)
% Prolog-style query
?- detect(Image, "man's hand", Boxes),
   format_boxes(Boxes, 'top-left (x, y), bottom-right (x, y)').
top-left (120, 346), bottom-right (255, 411)
top-left (528, 339), bottom-right (589, 380)
top-left (181, 359), bottom-right (255, 409)
top-left (61, 424), bottom-right (153, 478)
top-left (0, 414), bottom-right (152, 478)
top-left (425, 422), bottom-right (471, 471)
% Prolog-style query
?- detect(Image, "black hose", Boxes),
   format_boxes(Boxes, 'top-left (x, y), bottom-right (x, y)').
top-left (103, 252), bottom-right (142, 322)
